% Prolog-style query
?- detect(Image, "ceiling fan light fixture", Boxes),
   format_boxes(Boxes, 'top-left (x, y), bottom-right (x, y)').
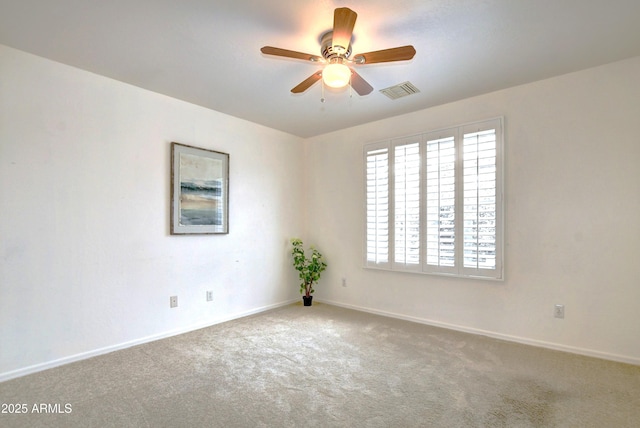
top-left (322, 63), bottom-right (351, 88)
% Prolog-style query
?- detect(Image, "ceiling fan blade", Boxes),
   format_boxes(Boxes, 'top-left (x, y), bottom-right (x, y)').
top-left (332, 7), bottom-right (357, 54)
top-left (291, 71), bottom-right (322, 93)
top-left (261, 46), bottom-right (323, 62)
top-left (353, 45), bottom-right (416, 64)
top-left (350, 69), bottom-right (373, 96)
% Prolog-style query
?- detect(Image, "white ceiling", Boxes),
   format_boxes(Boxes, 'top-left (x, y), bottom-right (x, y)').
top-left (2, 0), bottom-right (640, 138)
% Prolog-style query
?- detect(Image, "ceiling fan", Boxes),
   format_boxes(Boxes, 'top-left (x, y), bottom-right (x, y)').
top-left (260, 7), bottom-right (416, 96)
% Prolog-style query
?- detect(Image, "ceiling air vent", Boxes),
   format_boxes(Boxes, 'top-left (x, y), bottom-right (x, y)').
top-left (379, 81), bottom-right (420, 100)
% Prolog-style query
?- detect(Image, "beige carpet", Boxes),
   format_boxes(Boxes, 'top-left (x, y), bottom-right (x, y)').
top-left (1, 303), bottom-right (639, 427)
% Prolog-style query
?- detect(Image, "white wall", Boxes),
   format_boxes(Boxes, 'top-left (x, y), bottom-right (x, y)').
top-left (0, 45), bottom-right (305, 380)
top-left (306, 56), bottom-right (640, 364)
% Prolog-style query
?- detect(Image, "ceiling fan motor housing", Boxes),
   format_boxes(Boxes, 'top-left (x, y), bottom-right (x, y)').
top-left (320, 31), bottom-right (352, 61)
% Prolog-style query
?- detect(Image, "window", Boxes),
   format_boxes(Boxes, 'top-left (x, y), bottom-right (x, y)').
top-left (365, 118), bottom-right (503, 280)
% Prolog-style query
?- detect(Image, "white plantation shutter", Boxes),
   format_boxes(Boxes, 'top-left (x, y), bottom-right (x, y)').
top-left (364, 118), bottom-right (502, 279)
top-left (424, 134), bottom-right (457, 273)
top-left (366, 145), bottom-right (390, 267)
top-left (393, 140), bottom-right (421, 269)
top-left (461, 122), bottom-right (501, 275)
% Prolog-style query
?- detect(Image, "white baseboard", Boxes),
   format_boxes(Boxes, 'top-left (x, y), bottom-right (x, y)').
top-left (318, 298), bottom-right (640, 366)
top-left (4, 297), bottom-right (636, 383)
top-left (0, 299), bottom-right (298, 383)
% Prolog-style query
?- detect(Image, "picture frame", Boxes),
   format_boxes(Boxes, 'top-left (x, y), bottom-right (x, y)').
top-left (170, 142), bottom-right (229, 235)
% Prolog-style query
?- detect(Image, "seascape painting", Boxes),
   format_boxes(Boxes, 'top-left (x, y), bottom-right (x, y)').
top-left (179, 153), bottom-right (222, 226)
top-left (171, 143), bottom-right (229, 234)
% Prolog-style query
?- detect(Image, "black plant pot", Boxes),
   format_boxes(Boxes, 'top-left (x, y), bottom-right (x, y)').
top-left (302, 296), bottom-right (313, 306)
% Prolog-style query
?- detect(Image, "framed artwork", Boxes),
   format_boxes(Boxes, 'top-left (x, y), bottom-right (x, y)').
top-left (170, 142), bottom-right (229, 234)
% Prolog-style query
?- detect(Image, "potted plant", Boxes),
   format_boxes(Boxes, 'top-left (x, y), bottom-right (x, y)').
top-left (290, 238), bottom-right (327, 306)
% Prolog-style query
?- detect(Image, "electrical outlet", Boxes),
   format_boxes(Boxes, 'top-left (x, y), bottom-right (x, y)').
top-left (206, 291), bottom-right (213, 302)
top-left (170, 296), bottom-right (178, 308)
top-left (341, 277), bottom-right (347, 287)
top-left (554, 304), bottom-right (564, 319)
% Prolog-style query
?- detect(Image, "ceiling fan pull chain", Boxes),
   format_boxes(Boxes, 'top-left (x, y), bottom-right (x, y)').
top-left (321, 76), bottom-right (325, 103)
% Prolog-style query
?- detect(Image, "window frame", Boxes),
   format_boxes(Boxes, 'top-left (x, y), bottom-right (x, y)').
top-left (363, 117), bottom-right (504, 281)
